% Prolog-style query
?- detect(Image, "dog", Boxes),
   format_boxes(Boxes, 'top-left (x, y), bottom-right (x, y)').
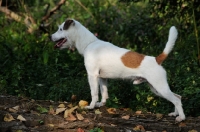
top-left (50, 18), bottom-right (185, 122)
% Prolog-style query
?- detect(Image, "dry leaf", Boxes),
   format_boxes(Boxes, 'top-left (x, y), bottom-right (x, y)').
top-left (13, 105), bottom-right (20, 110)
top-left (179, 122), bottom-right (186, 127)
top-left (4, 114), bottom-right (15, 122)
top-left (77, 128), bottom-right (85, 132)
top-left (81, 111), bottom-right (87, 115)
top-left (64, 106), bottom-right (78, 118)
top-left (65, 113), bottom-right (76, 121)
top-left (79, 100), bottom-right (88, 108)
top-left (95, 109), bottom-right (102, 115)
top-left (111, 124), bottom-right (117, 126)
top-left (58, 104), bottom-right (65, 108)
top-left (122, 115), bottom-right (130, 120)
top-left (83, 118), bottom-right (90, 123)
top-left (133, 125), bottom-right (145, 132)
top-left (69, 106), bottom-right (78, 113)
top-left (67, 103), bottom-right (73, 108)
top-left (76, 111), bottom-right (84, 120)
top-left (48, 124), bottom-right (54, 128)
top-left (55, 108), bottom-right (66, 115)
top-left (9, 108), bottom-right (17, 113)
top-left (135, 110), bottom-right (142, 114)
top-left (188, 130), bottom-right (198, 132)
top-left (64, 109), bottom-right (70, 118)
top-left (156, 113), bottom-right (163, 119)
top-left (17, 115), bottom-right (26, 121)
top-left (107, 108), bottom-right (116, 114)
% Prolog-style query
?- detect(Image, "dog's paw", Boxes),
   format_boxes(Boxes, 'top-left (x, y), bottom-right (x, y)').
top-left (175, 115), bottom-right (185, 122)
top-left (85, 105), bottom-right (95, 109)
top-left (95, 102), bottom-right (105, 107)
top-left (168, 112), bottom-right (178, 117)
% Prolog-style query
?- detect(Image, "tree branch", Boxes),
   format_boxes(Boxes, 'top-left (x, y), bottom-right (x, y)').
top-left (0, 6), bottom-right (37, 33)
top-left (41, 0), bottom-right (66, 22)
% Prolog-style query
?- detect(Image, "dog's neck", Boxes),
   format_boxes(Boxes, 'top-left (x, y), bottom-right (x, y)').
top-left (73, 22), bottom-right (98, 55)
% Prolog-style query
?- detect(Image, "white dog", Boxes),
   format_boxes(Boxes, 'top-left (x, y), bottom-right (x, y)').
top-left (51, 18), bottom-right (185, 122)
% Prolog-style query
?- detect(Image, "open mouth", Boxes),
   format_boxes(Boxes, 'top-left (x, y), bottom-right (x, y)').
top-left (54, 38), bottom-right (67, 48)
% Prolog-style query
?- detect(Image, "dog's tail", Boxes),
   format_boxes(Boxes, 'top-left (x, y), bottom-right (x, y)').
top-left (156, 26), bottom-right (178, 65)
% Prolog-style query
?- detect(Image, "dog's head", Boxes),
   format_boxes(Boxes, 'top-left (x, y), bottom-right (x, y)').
top-left (51, 18), bottom-right (76, 50)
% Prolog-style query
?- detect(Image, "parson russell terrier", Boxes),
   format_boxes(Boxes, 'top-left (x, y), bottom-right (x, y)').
top-left (50, 18), bottom-right (185, 122)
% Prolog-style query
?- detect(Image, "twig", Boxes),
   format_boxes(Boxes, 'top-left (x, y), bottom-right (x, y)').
top-left (0, 6), bottom-right (37, 33)
top-left (0, 6), bottom-right (22, 22)
top-left (41, 0), bottom-right (66, 22)
top-left (74, 0), bottom-right (94, 19)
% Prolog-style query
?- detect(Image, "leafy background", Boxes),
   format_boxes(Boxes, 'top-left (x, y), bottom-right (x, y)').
top-left (0, 0), bottom-right (200, 116)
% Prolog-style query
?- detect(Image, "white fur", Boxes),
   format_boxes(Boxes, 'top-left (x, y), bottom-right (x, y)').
top-left (51, 19), bottom-right (185, 122)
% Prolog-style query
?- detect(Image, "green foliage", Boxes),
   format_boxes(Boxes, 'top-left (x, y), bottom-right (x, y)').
top-left (89, 127), bottom-right (103, 132)
top-left (0, 0), bottom-right (200, 117)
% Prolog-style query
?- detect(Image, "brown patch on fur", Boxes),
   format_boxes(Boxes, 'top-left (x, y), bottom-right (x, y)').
top-left (121, 51), bottom-right (145, 68)
top-left (156, 52), bottom-right (168, 65)
top-left (63, 19), bottom-right (74, 30)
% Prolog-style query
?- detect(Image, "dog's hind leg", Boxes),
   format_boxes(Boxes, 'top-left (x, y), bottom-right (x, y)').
top-left (148, 83), bottom-right (180, 117)
top-left (147, 74), bottom-right (185, 122)
top-left (95, 78), bottom-right (108, 107)
top-left (168, 93), bottom-right (181, 117)
top-left (85, 74), bottom-right (99, 109)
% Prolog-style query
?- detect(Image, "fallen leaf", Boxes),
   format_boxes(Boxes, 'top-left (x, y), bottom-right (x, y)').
top-left (4, 114), bottom-right (15, 122)
top-left (135, 110), bottom-right (142, 115)
top-left (37, 105), bottom-right (48, 113)
top-left (76, 111), bottom-right (84, 120)
top-left (95, 109), bottom-right (102, 114)
top-left (77, 128), bottom-right (84, 132)
top-left (133, 125), bottom-right (145, 132)
top-left (107, 108), bottom-right (116, 114)
top-left (79, 100), bottom-right (88, 108)
top-left (83, 118), bottom-right (90, 123)
top-left (64, 109), bottom-right (70, 118)
top-left (58, 104), bottom-right (65, 108)
top-left (81, 111), bottom-right (87, 115)
top-left (111, 124), bottom-right (117, 126)
top-left (69, 106), bottom-right (78, 113)
top-left (64, 106), bottom-right (78, 118)
top-left (17, 115), bottom-right (26, 121)
top-left (13, 105), bottom-right (20, 111)
top-left (179, 122), bottom-right (186, 127)
top-left (67, 103), bottom-right (73, 108)
top-left (156, 113), bottom-right (163, 119)
top-left (48, 124), bottom-right (54, 128)
top-left (9, 108), bottom-right (17, 113)
top-left (65, 113), bottom-right (76, 121)
top-left (188, 130), bottom-right (198, 132)
top-left (56, 108), bottom-right (66, 115)
top-left (122, 115), bottom-right (130, 120)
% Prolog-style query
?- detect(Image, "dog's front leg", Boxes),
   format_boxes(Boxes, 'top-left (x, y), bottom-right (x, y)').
top-left (95, 78), bottom-right (108, 107)
top-left (85, 74), bottom-right (99, 109)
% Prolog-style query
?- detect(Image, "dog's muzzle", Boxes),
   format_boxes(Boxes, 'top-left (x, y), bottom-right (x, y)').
top-left (53, 38), bottom-right (67, 48)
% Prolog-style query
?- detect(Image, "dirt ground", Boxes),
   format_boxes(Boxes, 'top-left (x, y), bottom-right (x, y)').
top-left (0, 95), bottom-right (200, 132)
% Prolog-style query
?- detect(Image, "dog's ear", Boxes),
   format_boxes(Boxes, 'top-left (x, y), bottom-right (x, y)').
top-left (63, 19), bottom-right (75, 30)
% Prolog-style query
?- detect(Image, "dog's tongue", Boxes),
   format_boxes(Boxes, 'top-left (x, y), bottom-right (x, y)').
top-left (54, 38), bottom-right (67, 48)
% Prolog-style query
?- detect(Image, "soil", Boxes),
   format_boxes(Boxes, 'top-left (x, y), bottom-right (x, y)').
top-left (0, 95), bottom-right (199, 132)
